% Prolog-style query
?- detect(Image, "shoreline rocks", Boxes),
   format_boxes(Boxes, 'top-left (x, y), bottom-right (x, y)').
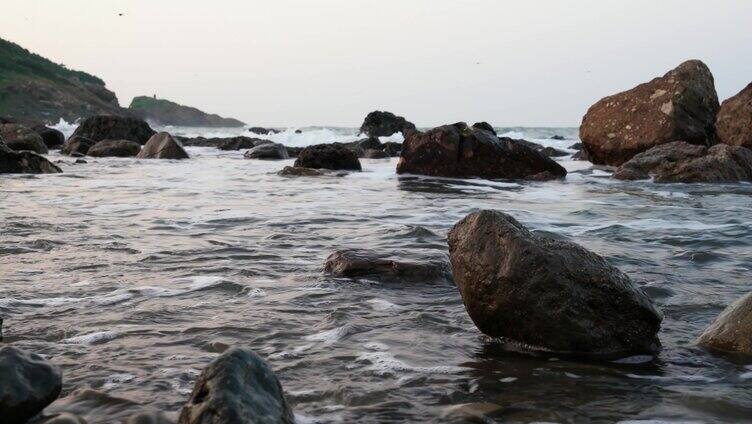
top-left (61, 137), bottom-right (95, 157)
top-left (87, 139), bottom-right (141, 158)
top-left (447, 210), bottom-right (662, 357)
top-left (32, 125), bottom-right (65, 149)
top-left (324, 249), bottom-right (451, 283)
top-left (1, 123), bottom-right (48, 154)
top-left (716, 82), bottom-right (752, 149)
top-left (293, 143), bottom-right (361, 171)
top-left (0, 346), bottom-right (62, 424)
top-left (613, 141), bottom-right (752, 183)
top-left (396, 122), bottom-right (566, 181)
top-left (137, 132), bottom-right (190, 160)
top-left (1, 140), bottom-right (62, 174)
top-left (359, 111), bottom-right (416, 138)
top-left (248, 127), bottom-right (280, 135)
top-left (71, 115), bottom-right (156, 145)
top-left (580, 60), bottom-right (719, 166)
top-left (178, 347), bottom-right (294, 424)
top-left (697, 292), bottom-right (752, 356)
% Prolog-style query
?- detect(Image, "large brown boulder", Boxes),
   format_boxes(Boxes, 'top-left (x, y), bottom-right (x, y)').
top-left (580, 60), bottom-right (719, 166)
top-left (697, 292), bottom-right (752, 355)
top-left (71, 115), bottom-right (155, 144)
top-left (178, 347), bottom-right (294, 424)
top-left (613, 141), bottom-right (752, 183)
top-left (396, 122), bottom-right (566, 181)
top-left (137, 132), bottom-right (190, 159)
top-left (87, 139), bottom-right (142, 157)
top-left (0, 123), bottom-right (48, 154)
top-left (447, 210), bottom-right (662, 357)
top-left (716, 83), bottom-right (752, 149)
top-left (61, 136), bottom-right (95, 157)
top-left (1, 140), bottom-right (61, 174)
top-left (359, 111), bottom-right (416, 137)
top-left (294, 143), bottom-right (361, 171)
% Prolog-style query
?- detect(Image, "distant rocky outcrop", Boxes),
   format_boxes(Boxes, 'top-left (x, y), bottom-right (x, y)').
top-left (137, 132), bottom-right (190, 160)
top-left (580, 60), bottom-right (719, 166)
top-left (448, 210), bottom-right (662, 357)
top-left (87, 139), bottom-right (141, 157)
top-left (697, 292), bottom-right (752, 355)
top-left (248, 127), bottom-right (280, 135)
top-left (71, 115), bottom-right (155, 144)
top-left (178, 347), bottom-right (295, 424)
top-left (613, 141), bottom-right (752, 183)
top-left (1, 139), bottom-right (61, 174)
top-left (396, 122), bottom-right (566, 181)
top-left (294, 143), bottom-right (362, 171)
top-left (0, 346), bottom-right (62, 424)
top-left (0, 123), bottom-right (48, 154)
top-left (129, 96), bottom-right (245, 127)
top-left (716, 83), bottom-right (752, 149)
top-left (0, 37), bottom-right (127, 123)
top-left (360, 111), bottom-right (416, 138)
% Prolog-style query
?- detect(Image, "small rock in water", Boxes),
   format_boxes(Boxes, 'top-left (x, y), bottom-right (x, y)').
top-left (87, 139), bottom-right (141, 157)
top-left (324, 248), bottom-right (451, 283)
top-left (359, 110), bottom-right (416, 138)
top-left (277, 166), bottom-right (328, 177)
top-left (137, 132), bottom-right (190, 160)
top-left (697, 292), bottom-right (752, 355)
top-left (34, 389), bottom-right (170, 424)
top-left (294, 143), bottom-right (361, 171)
top-left (551, 135), bottom-right (566, 140)
top-left (248, 126), bottom-right (279, 135)
top-left (0, 346), bottom-right (62, 424)
top-left (447, 210), bottom-right (662, 357)
top-left (244, 143), bottom-right (289, 160)
top-left (178, 347), bottom-right (295, 424)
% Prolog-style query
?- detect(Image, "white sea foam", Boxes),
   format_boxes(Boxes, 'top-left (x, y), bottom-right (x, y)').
top-left (366, 298), bottom-right (401, 311)
top-left (304, 325), bottom-right (355, 344)
top-left (625, 374), bottom-right (718, 383)
top-left (102, 373), bottom-right (136, 390)
top-left (63, 330), bottom-right (119, 345)
top-left (356, 351), bottom-right (467, 376)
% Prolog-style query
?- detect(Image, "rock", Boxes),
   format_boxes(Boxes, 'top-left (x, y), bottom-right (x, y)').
top-left (71, 115), bottom-right (156, 144)
top-left (382, 142), bottom-right (402, 157)
top-left (324, 249), bottom-right (451, 283)
top-left (33, 389), bottom-right (170, 424)
top-left (572, 148), bottom-right (590, 161)
top-left (613, 141), bottom-right (752, 183)
top-left (277, 166), bottom-right (327, 177)
top-left (294, 143), bottom-right (361, 171)
top-left (286, 146), bottom-right (303, 158)
top-left (178, 347), bottom-right (294, 424)
top-left (0, 123), bottom-right (48, 154)
top-left (716, 82), bottom-right (752, 149)
top-left (447, 210), bottom-right (662, 356)
top-left (697, 292), bottom-right (752, 355)
top-left (472, 121), bottom-right (496, 135)
top-left (244, 143), bottom-right (289, 160)
top-left (580, 60), bottom-right (720, 166)
top-left (137, 132), bottom-right (190, 160)
top-left (32, 125), bottom-right (65, 148)
top-left (74, 159), bottom-right (87, 164)
top-left (551, 135), bottom-right (566, 140)
top-left (1, 140), bottom-right (62, 174)
top-left (248, 127), bottom-right (279, 135)
top-left (61, 136), bottom-right (95, 157)
top-left (355, 137), bottom-right (383, 153)
top-left (540, 146), bottom-right (569, 157)
top-left (396, 122), bottom-right (567, 181)
top-left (294, 129), bottom-right (302, 134)
top-left (0, 346), bottom-right (62, 424)
top-left (362, 149), bottom-right (389, 159)
top-left (87, 139), bottom-right (141, 157)
top-left (359, 110), bottom-right (416, 137)
top-left (0, 317), bottom-right (3, 340)
top-left (218, 137), bottom-right (270, 151)
top-left (568, 142), bottom-right (583, 150)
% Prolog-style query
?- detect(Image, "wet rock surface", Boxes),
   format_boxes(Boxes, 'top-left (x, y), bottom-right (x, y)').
top-left (580, 60), bottom-right (719, 166)
top-left (716, 82), bottom-right (752, 149)
top-left (32, 389), bottom-right (171, 424)
top-left (0, 346), bottom-right (62, 424)
top-left (32, 125), bottom-right (65, 149)
top-left (324, 248), bottom-right (452, 283)
top-left (87, 139), bottom-right (142, 158)
top-left (697, 292), bottom-right (752, 355)
top-left (137, 132), bottom-right (190, 160)
top-left (359, 110), bottom-right (416, 137)
top-left (447, 210), bottom-right (662, 357)
top-left (1, 140), bottom-right (61, 174)
top-left (1, 123), bottom-right (49, 154)
top-left (71, 115), bottom-right (156, 144)
top-left (294, 143), bottom-right (361, 171)
top-left (61, 136), bottom-right (95, 157)
top-left (244, 143), bottom-right (289, 160)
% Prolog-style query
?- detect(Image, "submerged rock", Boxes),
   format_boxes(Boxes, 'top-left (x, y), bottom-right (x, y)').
top-left (0, 123), bottom-right (48, 154)
top-left (32, 125), bottom-right (65, 149)
top-left (324, 249), bottom-right (451, 283)
top-left (61, 136), bottom-right (95, 157)
top-left (540, 146), bottom-right (568, 157)
top-left (716, 82), bottom-right (752, 149)
top-left (551, 135), bottom-right (566, 140)
top-left (697, 292), bottom-right (752, 355)
top-left (33, 389), bottom-right (170, 424)
top-left (294, 143), bottom-right (361, 171)
top-left (218, 137), bottom-right (270, 151)
top-left (178, 347), bottom-right (294, 424)
top-left (1, 140), bottom-right (62, 174)
top-left (447, 210), bottom-right (662, 356)
top-left (396, 122), bottom-right (566, 181)
top-left (137, 132), bottom-right (190, 160)
top-left (277, 166), bottom-right (346, 177)
top-left (359, 110), bottom-right (416, 137)
top-left (580, 60), bottom-right (719, 166)
top-left (244, 143), bottom-right (289, 160)
top-left (0, 346), bottom-right (62, 424)
top-left (248, 127), bottom-right (279, 135)
top-left (87, 139), bottom-right (141, 157)
top-left (613, 141), bottom-right (752, 183)
top-left (71, 115), bottom-right (156, 144)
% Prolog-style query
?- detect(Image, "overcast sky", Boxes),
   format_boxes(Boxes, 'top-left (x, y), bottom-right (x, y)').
top-left (2, 0), bottom-right (751, 127)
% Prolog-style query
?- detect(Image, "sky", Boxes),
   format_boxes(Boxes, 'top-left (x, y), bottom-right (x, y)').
top-left (1, 0), bottom-right (751, 127)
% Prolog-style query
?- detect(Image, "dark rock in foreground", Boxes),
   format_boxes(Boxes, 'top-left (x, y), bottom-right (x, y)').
top-left (294, 143), bottom-right (361, 171)
top-left (137, 132), bottom-right (190, 160)
top-left (1, 123), bottom-right (48, 154)
top-left (697, 292), bottom-right (752, 355)
top-left (178, 347), bottom-right (294, 424)
top-left (448, 210), bottom-right (662, 356)
top-left (71, 115), bottom-right (156, 144)
top-left (1, 140), bottom-right (61, 174)
top-left (716, 82), bottom-right (752, 149)
top-left (244, 143), bottom-right (289, 160)
top-left (613, 141), bottom-right (752, 183)
top-left (359, 110), bottom-right (416, 138)
top-left (0, 346), bottom-right (62, 424)
top-left (32, 125), bottom-right (65, 149)
top-left (580, 60), bottom-right (719, 166)
top-left (248, 127), bottom-right (279, 135)
top-left (397, 122), bottom-right (566, 181)
top-left (32, 389), bottom-right (170, 424)
top-left (87, 139), bottom-right (141, 157)
top-left (61, 136), bottom-right (95, 157)
top-left (325, 249), bottom-right (451, 283)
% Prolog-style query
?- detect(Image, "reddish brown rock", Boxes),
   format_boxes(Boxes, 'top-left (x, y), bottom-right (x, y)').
top-left (137, 132), bottom-right (189, 159)
top-left (87, 139), bottom-right (141, 157)
top-left (697, 292), bottom-right (752, 355)
top-left (716, 83), bottom-right (752, 149)
top-left (580, 60), bottom-right (719, 166)
top-left (396, 122), bottom-right (566, 180)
